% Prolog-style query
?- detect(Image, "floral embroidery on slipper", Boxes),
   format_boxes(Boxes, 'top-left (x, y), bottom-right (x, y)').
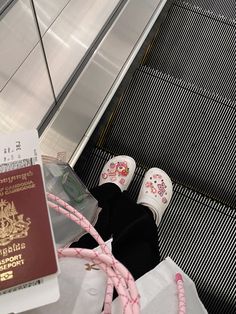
top-left (101, 161), bottom-right (129, 182)
top-left (162, 197), bottom-right (168, 204)
top-left (116, 162), bottom-right (129, 176)
top-left (157, 181), bottom-right (167, 197)
top-left (144, 175), bottom-right (168, 202)
top-left (102, 173), bottom-right (108, 179)
top-left (119, 178), bottom-right (126, 185)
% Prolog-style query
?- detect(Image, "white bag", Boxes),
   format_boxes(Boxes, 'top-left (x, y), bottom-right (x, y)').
top-left (112, 257), bottom-right (208, 314)
top-left (24, 255), bottom-right (207, 314)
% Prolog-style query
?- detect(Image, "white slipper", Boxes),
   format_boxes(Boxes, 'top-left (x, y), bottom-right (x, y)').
top-left (137, 168), bottom-right (173, 225)
top-left (99, 156), bottom-right (136, 192)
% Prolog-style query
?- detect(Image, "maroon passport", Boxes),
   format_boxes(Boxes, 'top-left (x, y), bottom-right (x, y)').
top-left (0, 165), bottom-right (58, 291)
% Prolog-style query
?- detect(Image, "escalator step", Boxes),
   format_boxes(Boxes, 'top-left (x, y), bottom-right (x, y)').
top-left (100, 65), bottom-right (235, 208)
top-left (144, 0), bottom-right (235, 100)
top-left (74, 2), bottom-right (235, 312)
top-left (182, 0), bottom-right (236, 20)
top-left (75, 146), bottom-right (236, 314)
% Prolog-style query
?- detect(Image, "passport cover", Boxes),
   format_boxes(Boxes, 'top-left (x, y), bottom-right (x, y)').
top-left (0, 165), bottom-right (58, 291)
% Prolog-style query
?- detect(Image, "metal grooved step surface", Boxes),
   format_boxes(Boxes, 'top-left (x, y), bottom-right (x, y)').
top-left (75, 147), bottom-right (236, 314)
top-left (101, 66), bottom-right (235, 208)
top-left (74, 1), bottom-right (236, 313)
top-left (181, 0), bottom-right (236, 19)
top-left (144, 0), bottom-right (236, 101)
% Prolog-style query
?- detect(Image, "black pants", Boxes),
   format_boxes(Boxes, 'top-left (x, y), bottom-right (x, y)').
top-left (71, 183), bottom-right (160, 280)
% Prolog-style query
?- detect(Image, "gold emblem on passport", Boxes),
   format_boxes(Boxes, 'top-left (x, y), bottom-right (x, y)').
top-left (0, 270), bottom-right (13, 282)
top-left (0, 199), bottom-right (31, 246)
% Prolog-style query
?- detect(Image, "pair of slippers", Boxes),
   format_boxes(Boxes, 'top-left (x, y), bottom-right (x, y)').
top-left (99, 156), bottom-right (173, 226)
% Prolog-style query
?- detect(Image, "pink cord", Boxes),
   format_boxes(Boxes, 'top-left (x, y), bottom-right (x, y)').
top-left (175, 273), bottom-right (186, 314)
top-left (47, 193), bottom-right (186, 314)
top-left (47, 194), bottom-right (116, 313)
top-left (47, 194), bottom-right (137, 313)
top-left (47, 193), bottom-right (140, 314)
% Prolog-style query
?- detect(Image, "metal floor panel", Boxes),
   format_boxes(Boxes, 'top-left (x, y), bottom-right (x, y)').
top-left (0, 0), bottom-right (14, 15)
top-left (99, 66), bottom-right (235, 208)
top-left (144, 0), bottom-right (236, 101)
top-left (75, 147), bottom-right (236, 314)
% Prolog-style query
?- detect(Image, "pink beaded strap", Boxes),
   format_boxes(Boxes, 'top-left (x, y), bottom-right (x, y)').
top-left (175, 273), bottom-right (186, 314)
top-left (47, 193), bottom-right (186, 314)
top-left (47, 193), bottom-right (140, 314)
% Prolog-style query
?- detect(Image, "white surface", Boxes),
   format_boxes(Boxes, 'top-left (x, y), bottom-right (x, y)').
top-left (0, 0), bottom-right (167, 164)
top-left (0, 0), bottom-right (39, 90)
top-left (0, 0), bottom-right (71, 91)
top-left (0, 0), bottom-right (120, 132)
top-left (40, 0), bottom-right (167, 164)
top-left (34, 0), bottom-right (71, 35)
top-left (42, 0), bottom-right (121, 97)
top-left (113, 257), bottom-right (208, 314)
top-left (22, 257), bottom-right (207, 314)
top-left (0, 44), bottom-right (55, 131)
